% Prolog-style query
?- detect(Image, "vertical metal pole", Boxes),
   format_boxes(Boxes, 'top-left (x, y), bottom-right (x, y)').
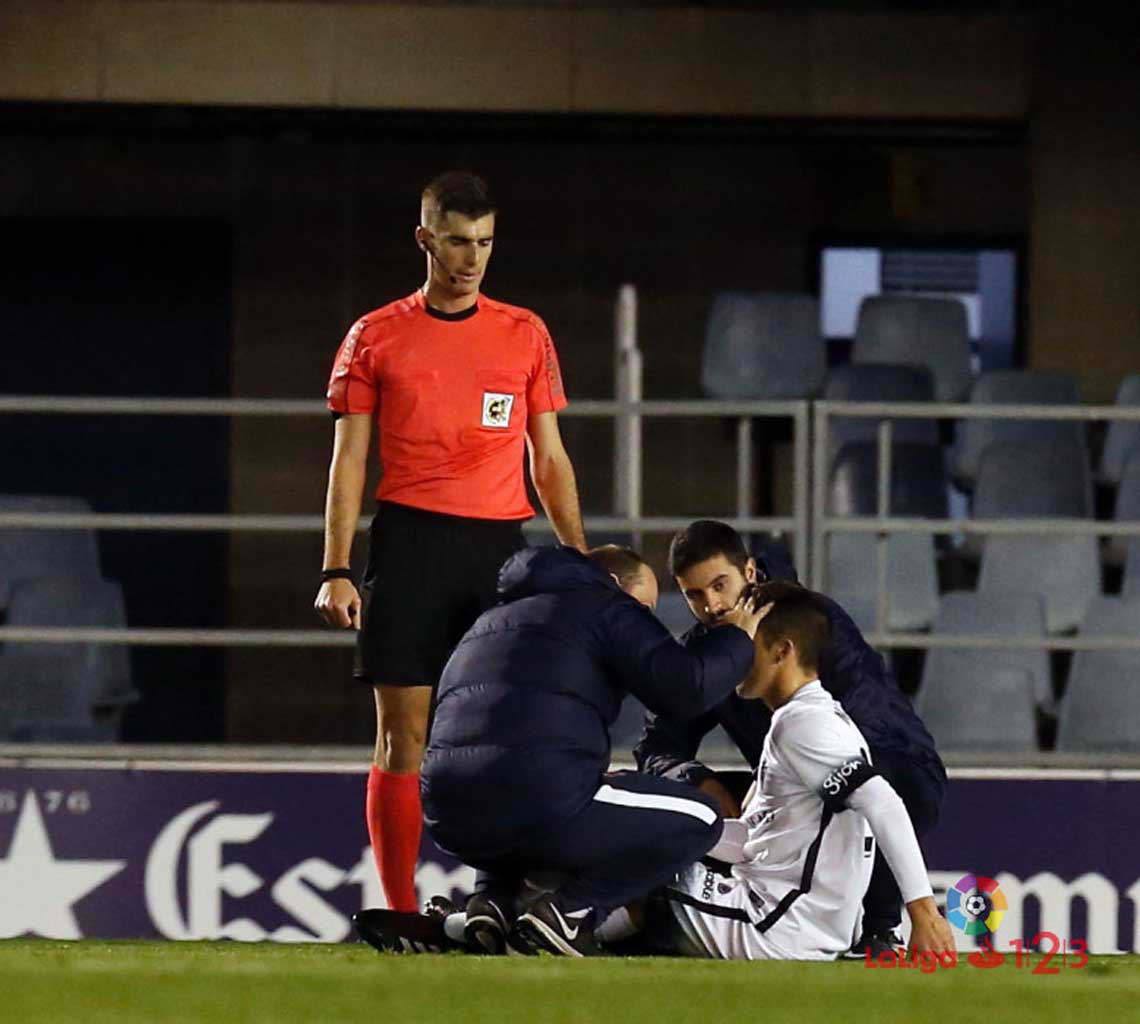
top-left (736, 416), bottom-right (753, 522)
top-left (793, 401), bottom-right (810, 584)
top-left (875, 419), bottom-right (893, 637)
top-left (613, 285), bottom-right (642, 549)
top-left (810, 401), bottom-right (829, 591)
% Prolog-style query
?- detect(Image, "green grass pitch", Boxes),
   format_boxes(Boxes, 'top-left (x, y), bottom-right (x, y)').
top-left (4, 940), bottom-right (1138, 1024)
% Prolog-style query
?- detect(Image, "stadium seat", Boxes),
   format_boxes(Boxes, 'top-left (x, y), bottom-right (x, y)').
top-left (918, 591), bottom-right (1052, 709)
top-left (828, 442), bottom-right (948, 520)
top-left (978, 534), bottom-right (1101, 635)
top-left (1106, 449), bottom-right (1140, 566)
top-left (1124, 541), bottom-right (1140, 600)
top-left (1056, 597), bottom-right (1140, 752)
top-left (1099, 374), bottom-right (1140, 486)
top-left (825, 532), bottom-right (939, 633)
top-left (916, 667), bottom-right (1037, 753)
top-left (701, 291), bottom-right (826, 400)
top-left (963, 441), bottom-right (1094, 561)
top-left (0, 494), bottom-right (101, 606)
top-left (0, 648), bottom-right (108, 742)
top-left (851, 295), bottom-right (972, 403)
top-left (2, 575), bottom-right (136, 740)
top-left (825, 442), bottom-right (945, 633)
top-left (952, 370), bottom-right (1085, 485)
top-left (822, 363), bottom-right (938, 462)
top-left (973, 442), bottom-right (1093, 518)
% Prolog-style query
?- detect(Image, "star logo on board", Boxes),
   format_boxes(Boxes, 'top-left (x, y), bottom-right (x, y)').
top-left (0, 791), bottom-right (125, 939)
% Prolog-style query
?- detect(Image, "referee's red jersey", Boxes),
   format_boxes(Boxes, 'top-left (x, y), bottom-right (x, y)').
top-left (327, 290), bottom-right (568, 520)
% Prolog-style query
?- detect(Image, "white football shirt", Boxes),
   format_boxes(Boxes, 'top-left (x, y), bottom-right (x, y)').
top-left (665, 680), bottom-right (878, 960)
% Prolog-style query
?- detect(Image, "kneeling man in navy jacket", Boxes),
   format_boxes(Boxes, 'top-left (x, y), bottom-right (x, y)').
top-left (411, 544), bottom-right (763, 957)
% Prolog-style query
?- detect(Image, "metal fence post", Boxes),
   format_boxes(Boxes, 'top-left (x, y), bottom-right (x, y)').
top-left (613, 285), bottom-right (642, 549)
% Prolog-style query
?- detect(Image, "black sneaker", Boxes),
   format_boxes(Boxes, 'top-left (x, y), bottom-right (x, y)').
top-left (510, 894), bottom-right (602, 957)
top-left (352, 908), bottom-right (456, 954)
top-left (846, 928), bottom-right (904, 960)
top-left (464, 891), bottom-right (511, 956)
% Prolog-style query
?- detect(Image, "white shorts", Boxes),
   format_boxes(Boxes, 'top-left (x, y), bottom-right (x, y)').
top-left (656, 864), bottom-right (794, 961)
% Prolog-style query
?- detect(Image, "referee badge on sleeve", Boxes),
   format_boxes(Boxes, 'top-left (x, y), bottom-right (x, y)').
top-left (481, 392), bottom-right (514, 428)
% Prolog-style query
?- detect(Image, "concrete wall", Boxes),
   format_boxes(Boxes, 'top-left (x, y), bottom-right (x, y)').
top-left (0, 4), bottom-right (1031, 118)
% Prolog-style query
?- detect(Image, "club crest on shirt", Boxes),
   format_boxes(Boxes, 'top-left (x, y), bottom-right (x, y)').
top-left (482, 392), bottom-right (514, 428)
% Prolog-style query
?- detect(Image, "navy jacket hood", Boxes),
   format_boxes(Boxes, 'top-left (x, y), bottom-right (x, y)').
top-left (497, 546), bottom-right (617, 603)
top-left (753, 538), bottom-right (799, 585)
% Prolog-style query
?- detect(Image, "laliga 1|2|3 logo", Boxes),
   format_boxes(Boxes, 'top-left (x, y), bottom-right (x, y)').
top-left (866, 874), bottom-right (1090, 973)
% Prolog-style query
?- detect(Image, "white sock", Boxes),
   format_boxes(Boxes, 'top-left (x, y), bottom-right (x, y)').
top-left (443, 912), bottom-right (466, 943)
top-left (594, 907), bottom-right (637, 945)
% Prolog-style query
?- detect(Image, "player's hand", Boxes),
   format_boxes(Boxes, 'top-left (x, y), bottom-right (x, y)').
top-left (905, 897), bottom-right (955, 955)
top-left (719, 586), bottom-right (772, 639)
top-left (315, 578), bottom-right (362, 630)
top-left (698, 777), bottom-right (741, 818)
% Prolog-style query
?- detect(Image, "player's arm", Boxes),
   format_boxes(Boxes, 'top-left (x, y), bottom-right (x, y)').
top-left (842, 776), bottom-right (955, 955)
top-left (634, 710), bottom-right (740, 817)
top-left (526, 410), bottom-right (587, 552)
top-left (314, 413), bottom-right (371, 629)
top-left (601, 597), bottom-right (760, 723)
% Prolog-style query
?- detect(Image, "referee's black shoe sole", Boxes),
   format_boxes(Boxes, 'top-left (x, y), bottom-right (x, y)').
top-left (352, 908), bottom-right (454, 955)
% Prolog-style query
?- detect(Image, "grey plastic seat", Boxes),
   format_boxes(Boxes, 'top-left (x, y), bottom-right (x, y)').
top-left (963, 441), bottom-right (1094, 562)
top-left (919, 591), bottom-right (1052, 709)
top-left (829, 442), bottom-right (948, 520)
top-left (0, 495), bottom-right (101, 606)
top-left (0, 648), bottom-right (108, 742)
top-left (826, 441), bottom-right (945, 632)
top-left (916, 667), bottom-right (1037, 753)
top-left (978, 534), bottom-right (1100, 634)
top-left (1107, 449), bottom-right (1140, 566)
top-left (823, 363), bottom-right (938, 460)
top-left (1124, 541), bottom-right (1140, 600)
top-left (826, 532), bottom-right (939, 633)
top-left (653, 591), bottom-right (697, 639)
top-left (1056, 597), bottom-right (1140, 752)
top-left (1100, 374), bottom-right (1140, 486)
top-left (953, 371), bottom-right (1085, 484)
top-left (701, 292), bottom-right (826, 399)
top-left (3, 575), bottom-right (136, 738)
top-left (852, 295), bottom-right (972, 402)
top-left (972, 442), bottom-right (1093, 519)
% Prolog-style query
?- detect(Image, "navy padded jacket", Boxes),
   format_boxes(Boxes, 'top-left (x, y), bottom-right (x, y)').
top-left (422, 546), bottom-right (755, 853)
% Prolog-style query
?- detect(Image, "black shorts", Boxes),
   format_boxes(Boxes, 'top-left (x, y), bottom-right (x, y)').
top-left (354, 501), bottom-right (527, 687)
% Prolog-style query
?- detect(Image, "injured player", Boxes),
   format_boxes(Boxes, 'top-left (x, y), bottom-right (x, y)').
top-left (615, 586), bottom-right (955, 960)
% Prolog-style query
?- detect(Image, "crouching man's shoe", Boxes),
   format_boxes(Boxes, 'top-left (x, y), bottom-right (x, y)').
top-left (508, 893), bottom-right (603, 957)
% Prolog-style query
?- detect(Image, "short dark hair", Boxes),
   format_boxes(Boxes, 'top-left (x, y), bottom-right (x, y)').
top-left (667, 520), bottom-right (750, 578)
top-left (422, 171), bottom-right (496, 221)
top-left (587, 544), bottom-right (647, 588)
top-left (754, 583), bottom-right (830, 672)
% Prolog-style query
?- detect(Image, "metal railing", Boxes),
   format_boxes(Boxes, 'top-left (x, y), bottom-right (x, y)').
top-left (811, 399), bottom-right (1140, 651)
top-left (0, 393), bottom-right (810, 648)
top-left (4, 394), bottom-right (1140, 657)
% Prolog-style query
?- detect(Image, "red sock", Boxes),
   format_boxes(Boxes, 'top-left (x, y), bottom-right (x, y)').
top-left (365, 766), bottom-right (423, 913)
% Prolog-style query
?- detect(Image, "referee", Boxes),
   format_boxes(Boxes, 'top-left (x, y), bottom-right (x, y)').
top-left (315, 171), bottom-right (587, 913)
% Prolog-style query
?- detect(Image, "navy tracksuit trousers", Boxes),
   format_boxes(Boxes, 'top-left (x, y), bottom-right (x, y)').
top-left (431, 770), bottom-right (724, 916)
